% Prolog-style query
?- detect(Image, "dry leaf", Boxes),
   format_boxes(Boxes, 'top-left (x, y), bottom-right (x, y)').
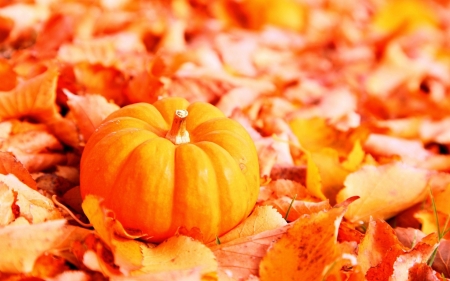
top-left (65, 91), bottom-right (119, 142)
top-left (259, 206), bottom-right (347, 281)
top-left (135, 235), bottom-right (217, 277)
top-left (0, 182), bottom-right (15, 226)
top-left (0, 173), bottom-right (62, 223)
top-left (357, 218), bottom-right (407, 277)
top-left (210, 224), bottom-right (291, 280)
top-left (0, 66), bottom-right (60, 122)
top-left (82, 195), bottom-right (217, 277)
top-left (215, 205), bottom-right (286, 245)
top-left (289, 117), bottom-right (369, 157)
top-left (336, 162), bottom-right (435, 222)
top-left (371, 0), bottom-right (439, 36)
top-left (0, 151), bottom-right (37, 189)
top-left (0, 220), bottom-right (90, 273)
top-left (432, 239), bottom-right (450, 278)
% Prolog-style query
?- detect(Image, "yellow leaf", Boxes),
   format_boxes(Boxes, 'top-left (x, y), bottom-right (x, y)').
top-left (210, 224), bottom-right (291, 280)
top-left (342, 140), bottom-right (365, 171)
top-left (213, 0), bottom-right (307, 32)
top-left (434, 183), bottom-right (450, 215)
top-left (259, 206), bottom-right (347, 281)
top-left (309, 148), bottom-right (350, 203)
top-left (110, 268), bottom-right (203, 281)
top-left (81, 195), bottom-right (145, 273)
top-left (371, 0), bottom-right (439, 35)
top-left (216, 205), bottom-right (287, 245)
top-left (306, 151), bottom-right (325, 200)
top-left (336, 162), bottom-right (432, 222)
top-left (290, 117), bottom-right (368, 157)
top-left (0, 220), bottom-right (91, 273)
top-left (134, 235), bottom-right (217, 277)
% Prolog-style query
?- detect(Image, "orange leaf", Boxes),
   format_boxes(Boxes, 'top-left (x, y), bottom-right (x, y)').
top-left (358, 218), bottom-right (407, 278)
top-left (337, 162), bottom-right (436, 222)
top-left (259, 206), bottom-right (347, 281)
top-left (0, 66), bottom-right (60, 122)
top-left (0, 58), bottom-right (17, 91)
top-left (0, 151), bottom-right (36, 189)
top-left (210, 224), bottom-right (292, 280)
top-left (66, 91), bottom-right (119, 142)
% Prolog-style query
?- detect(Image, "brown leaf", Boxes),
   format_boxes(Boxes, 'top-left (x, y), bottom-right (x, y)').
top-left (433, 239), bottom-right (450, 278)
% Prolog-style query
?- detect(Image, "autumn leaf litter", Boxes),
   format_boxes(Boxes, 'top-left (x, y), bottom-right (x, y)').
top-left (1, 0), bottom-right (450, 280)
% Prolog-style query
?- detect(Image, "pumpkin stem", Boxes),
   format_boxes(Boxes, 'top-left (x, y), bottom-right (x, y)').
top-left (166, 109), bottom-right (190, 144)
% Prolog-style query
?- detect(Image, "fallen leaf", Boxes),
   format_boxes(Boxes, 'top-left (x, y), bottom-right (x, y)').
top-left (0, 66), bottom-right (60, 122)
top-left (0, 151), bottom-right (36, 189)
top-left (391, 233), bottom-right (439, 280)
top-left (215, 205), bottom-right (287, 245)
top-left (0, 182), bottom-right (15, 226)
top-left (0, 173), bottom-right (62, 223)
top-left (81, 195), bottom-right (145, 274)
top-left (371, 0), bottom-right (439, 36)
top-left (289, 117), bottom-right (369, 157)
top-left (65, 91), bottom-right (119, 142)
top-left (135, 235), bottom-right (217, 278)
top-left (357, 218), bottom-right (407, 278)
top-left (336, 162), bottom-right (434, 222)
top-left (0, 220), bottom-right (90, 273)
top-left (259, 206), bottom-right (347, 281)
top-left (432, 239), bottom-right (450, 278)
top-left (82, 195), bottom-right (217, 277)
top-left (111, 267), bottom-right (202, 281)
top-left (210, 224), bottom-right (291, 280)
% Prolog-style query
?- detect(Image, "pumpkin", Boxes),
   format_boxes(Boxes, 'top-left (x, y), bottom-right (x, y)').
top-left (80, 97), bottom-right (260, 243)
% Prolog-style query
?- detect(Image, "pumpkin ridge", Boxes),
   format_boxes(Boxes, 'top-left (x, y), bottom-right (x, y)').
top-left (195, 141), bottom-right (251, 236)
top-left (105, 136), bottom-right (175, 239)
top-left (173, 143), bottom-right (221, 242)
top-left (80, 128), bottom-right (158, 200)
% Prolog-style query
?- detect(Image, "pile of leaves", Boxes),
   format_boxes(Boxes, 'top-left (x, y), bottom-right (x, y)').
top-left (1, 0), bottom-right (450, 280)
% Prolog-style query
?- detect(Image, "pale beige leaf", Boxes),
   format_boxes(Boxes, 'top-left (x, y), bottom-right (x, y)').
top-left (112, 267), bottom-right (202, 281)
top-left (133, 235), bottom-right (217, 277)
top-left (210, 224), bottom-right (292, 280)
top-left (0, 220), bottom-right (91, 273)
top-left (66, 91), bottom-right (119, 142)
top-left (216, 205), bottom-right (287, 245)
top-left (336, 162), bottom-right (432, 222)
top-left (0, 182), bottom-right (15, 226)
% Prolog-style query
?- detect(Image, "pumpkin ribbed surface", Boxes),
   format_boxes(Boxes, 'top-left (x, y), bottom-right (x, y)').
top-left (80, 97), bottom-right (260, 243)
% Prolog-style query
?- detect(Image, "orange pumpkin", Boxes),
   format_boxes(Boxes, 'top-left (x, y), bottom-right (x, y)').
top-left (80, 97), bottom-right (260, 243)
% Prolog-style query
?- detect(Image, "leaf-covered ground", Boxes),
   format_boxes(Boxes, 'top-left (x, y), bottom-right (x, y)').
top-left (1, 0), bottom-right (450, 280)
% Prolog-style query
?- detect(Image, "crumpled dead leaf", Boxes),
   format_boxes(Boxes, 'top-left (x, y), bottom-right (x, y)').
top-left (0, 66), bottom-right (60, 122)
top-left (0, 219), bottom-right (90, 274)
top-left (82, 195), bottom-right (217, 277)
top-left (210, 224), bottom-right (292, 280)
top-left (336, 162), bottom-right (445, 222)
top-left (214, 205), bottom-right (286, 245)
top-left (259, 205), bottom-right (349, 281)
top-left (65, 91), bottom-right (119, 142)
